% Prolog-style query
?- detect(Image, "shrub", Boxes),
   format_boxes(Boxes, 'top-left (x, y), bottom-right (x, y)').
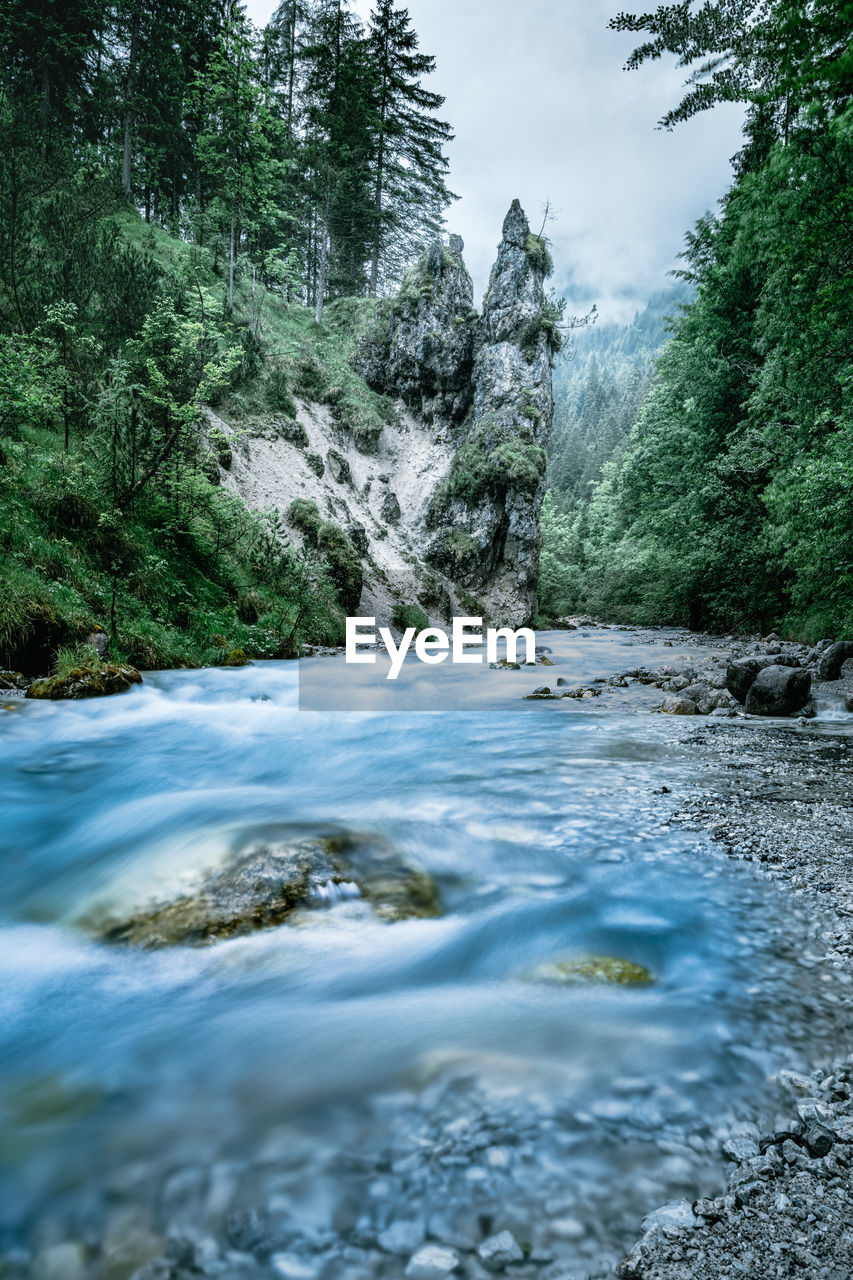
top-left (264, 365), bottom-right (297, 417)
top-left (524, 233), bottom-right (554, 276)
top-left (434, 418), bottom-right (546, 509)
top-left (390, 603), bottom-right (430, 632)
top-left (287, 499), bottom-right (363, 613)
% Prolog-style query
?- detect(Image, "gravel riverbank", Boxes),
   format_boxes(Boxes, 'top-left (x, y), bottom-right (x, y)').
top-left (616, 665), bottom-right (853, 1279)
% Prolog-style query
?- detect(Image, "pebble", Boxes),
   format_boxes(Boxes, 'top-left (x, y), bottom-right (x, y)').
top-left (32, 1243), bottom-right (88, 1280)
top-left (271, 1255), bottom-right (323, 1280)
top-left (477, 1230), bottom-right (524, 1271)
top-left (378, 1219), bottom-right (426, 1256)
top-left (641, 1198), bottom-right (698, 1234)
top-left (405, 1244), bottom-right (460, 1279)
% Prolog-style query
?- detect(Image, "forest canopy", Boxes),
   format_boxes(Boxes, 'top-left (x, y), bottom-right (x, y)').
top-left (0, 0), bottom-right (455, 672)
top-left (540, 0), bottom-right (853, 640)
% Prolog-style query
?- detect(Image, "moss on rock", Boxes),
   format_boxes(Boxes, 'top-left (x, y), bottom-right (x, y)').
top-left (97, 832), bottom-right (441, 948)
top-left (26, 663), bottom-right (142, 700)
top-left (286, 499), bottom-right (363, 614)
top-left (527, 954), bottom-right (654, 986)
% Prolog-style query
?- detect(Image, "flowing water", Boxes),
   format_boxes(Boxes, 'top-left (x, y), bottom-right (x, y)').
top-left (0, 630), bottom-right (850, 1278)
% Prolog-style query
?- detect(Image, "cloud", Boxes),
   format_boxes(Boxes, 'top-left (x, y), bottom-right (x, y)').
top-left (245, 0), bottom-right (745, 322)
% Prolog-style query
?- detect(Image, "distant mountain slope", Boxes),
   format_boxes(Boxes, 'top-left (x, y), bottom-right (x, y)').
top-left (548, 285), bottom-right (691, 512)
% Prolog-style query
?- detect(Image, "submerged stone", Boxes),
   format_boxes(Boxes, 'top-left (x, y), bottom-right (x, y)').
top-left (526, 954), bottom-right (654, 987)
top-left (97, 832), bottom-right (441, 948)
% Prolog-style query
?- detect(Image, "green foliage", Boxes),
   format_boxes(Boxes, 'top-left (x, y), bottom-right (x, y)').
top-left (263, 365), bottom-right (298, 416)
top-left (437, 418), bottom-right (546, 508)
top-left (548, 291), bottom-right (684, 513)
top-left (286, 498), bottom-right (363, 614)
top-left (287, 497), bottom-right (323, 539)
top-left (390, 602), bottom-right (429, 632)
top-left (543, 98), bottom-right (853, 635)
top-left (524, 233), bottom-right (553, 276)
top-left (539, 3), bottom-right (853, 635)
top-left (519, 295), bottom-right (565, 362)
top-left (53, 643), bottom-right (102, 680)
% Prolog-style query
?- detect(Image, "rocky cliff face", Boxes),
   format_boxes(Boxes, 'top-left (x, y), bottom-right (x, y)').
top-left (358, 234), bottom-right (478, 430)
top-left (362, 200), bottom-right (557, 626)
top-left (217, 201), bottom-right (556, 632)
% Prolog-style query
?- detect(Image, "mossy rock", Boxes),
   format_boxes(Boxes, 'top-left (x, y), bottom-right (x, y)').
top-left (26, 664), bottom-right (143, 701)
top-left (219, 648), bottom-right (249, 668)
top-left (97, 831), bottom-right (441, 948)
top-left (434, 416), bottom-right (546, 508)
top-left (526, 954), bottom-right (654, 986)
top-left (288, 499), bottom-right (363, 613)
top-left (524, 232), bottom-right (554, 276)
top-left (0, 670), bottom-right (29, 691)
top-left (6, 1073), bottom-right (102, 1126)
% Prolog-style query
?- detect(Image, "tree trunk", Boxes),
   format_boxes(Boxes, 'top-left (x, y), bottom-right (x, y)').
top-left (369, 48), bottom-right (389, 297)
top-left (314, 181), bottom-right (331, 325)
top-left (229, 211), bottom-right (235, 314)
top-left (369, 143), bottom-right (384, 296)
top-left (122, 10), bottom-right (139, 198)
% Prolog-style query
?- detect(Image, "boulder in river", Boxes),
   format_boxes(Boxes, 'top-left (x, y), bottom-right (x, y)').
top-left (726, 654), bottom-right (799, 703)
top-left (97, 831), bottom-right (441, 948)
top-left (0, 670), bottom-right (30, 691)
top-left (817, 640), bottom-right (853, 682)
top-left (26, 664), bottom-right (142, 700)
top-left (662, 695), bottom-right (698, 715)
top-left (744, 665), bottom-right (811, 717)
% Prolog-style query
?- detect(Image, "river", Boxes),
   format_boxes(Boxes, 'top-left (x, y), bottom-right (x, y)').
top-left (1, 628), bottom-right (849, 1279)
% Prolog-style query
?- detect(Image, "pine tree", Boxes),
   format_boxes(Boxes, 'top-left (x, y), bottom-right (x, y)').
top-left (300, 0), bottom-right (370, 321)
top-left (195, 3), bottom-right (278, 313)
top-left (365, 0), bottom-right (454, 294)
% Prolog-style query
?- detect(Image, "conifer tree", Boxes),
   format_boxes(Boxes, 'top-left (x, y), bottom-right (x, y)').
top-left (366, 0), bottom-right (454, 294)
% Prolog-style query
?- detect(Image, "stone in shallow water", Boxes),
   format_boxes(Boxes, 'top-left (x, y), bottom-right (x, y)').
top-left (97, 831), bottom-right (440, 948)
top-left (661, 694), bottom-right (698, 716)
top-left (526, 954), bottom-right (654, 986)
top-left (26, 663), bottom-right (142, 700)
top-left (378, 1218), bottom-right (426, 1255)
top-left (405, 1244), bottom-right (460, 1279)
top-left (32, 1242), bottom-right (88, 1280)
top-left (271, 1254), bottom-right (323, 1280)
top-left (477, 1230), bottom-right (524, 1271)
top-left (641, 1197), bottom-right (697, 1235)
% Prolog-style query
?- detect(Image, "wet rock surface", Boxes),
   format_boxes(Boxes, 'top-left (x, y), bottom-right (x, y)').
top-left (97, 832), bottom-right (441, 948)
top-left (744, 664), bottom-right (811, 716)
top-left (26, 663), bottom-right (142, 701)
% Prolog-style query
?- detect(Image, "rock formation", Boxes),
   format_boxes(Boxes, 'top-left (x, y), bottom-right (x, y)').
top-left (219, 201), bottom-right (557, 631)
top-left (362, 200), bottom-right (557, 626)
top-left (358, 234), bottom-right (477, 429)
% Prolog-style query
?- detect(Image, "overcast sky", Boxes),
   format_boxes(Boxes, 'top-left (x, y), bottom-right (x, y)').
top-left (244, 0), bottom-right (744, 322)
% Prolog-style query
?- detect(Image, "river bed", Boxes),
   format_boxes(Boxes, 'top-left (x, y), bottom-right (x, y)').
top-left (1, 628), bottom-right (851, 1279)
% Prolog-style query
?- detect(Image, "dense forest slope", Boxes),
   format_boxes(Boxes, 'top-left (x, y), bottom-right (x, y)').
top-left (0, 199), bottom-right (556, 677)
top-left (539, 0), bottom-right (853, 640)
top-left (0, 0), bottom-right (558, 680)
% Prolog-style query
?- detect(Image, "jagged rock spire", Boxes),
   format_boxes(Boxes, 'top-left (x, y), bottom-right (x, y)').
top-left (358, 201), bottom-right (557, 626)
